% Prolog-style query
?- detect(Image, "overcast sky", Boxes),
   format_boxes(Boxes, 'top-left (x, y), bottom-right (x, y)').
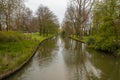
top-left (25, 0), bottom-right (68, 24)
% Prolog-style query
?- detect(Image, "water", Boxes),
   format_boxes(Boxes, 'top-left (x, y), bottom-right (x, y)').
top-left (6, 36), bottom-right (120, 80)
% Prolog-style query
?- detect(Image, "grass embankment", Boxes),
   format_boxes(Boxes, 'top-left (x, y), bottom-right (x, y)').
top-left (69, 35), bottom-right (88, 43)
top-left (0, 31), bottom-right (54, 77)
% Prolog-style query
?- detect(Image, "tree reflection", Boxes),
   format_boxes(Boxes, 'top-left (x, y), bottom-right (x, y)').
top-left (36, 37), bottom-right (57, 68)
top-left (86, 48), bottom-right (120, 80)
top-left (6, 36), bottom-right (120, 80)
top-left (62, 38), bottom-right (101, 80)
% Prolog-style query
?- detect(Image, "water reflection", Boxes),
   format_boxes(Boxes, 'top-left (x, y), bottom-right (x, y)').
top-left (62, 38), bottom-right (101, 80)
top-left (6, 36), bottom-right (120, 80)
top-left (86, 48), bottom-right (120, 80)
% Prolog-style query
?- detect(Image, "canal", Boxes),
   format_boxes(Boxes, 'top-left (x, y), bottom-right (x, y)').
top-left (6, 36), bottom-right (120, 80)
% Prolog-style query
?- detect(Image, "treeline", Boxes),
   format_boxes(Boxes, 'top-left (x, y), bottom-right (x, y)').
top-left (0, 0), bottom-right (59, 34)
top-left (91, 0), bottom-right (120, 52)
top-left (63, 0), bottom-right (120, 53)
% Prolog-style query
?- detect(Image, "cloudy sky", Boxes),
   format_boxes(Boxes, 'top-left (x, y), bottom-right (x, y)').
top-left (25, 0), bottom-right (68, 24)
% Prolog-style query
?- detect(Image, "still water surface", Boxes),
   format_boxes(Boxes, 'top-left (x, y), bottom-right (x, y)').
top-left (6, 36), bottom-right (120, 80)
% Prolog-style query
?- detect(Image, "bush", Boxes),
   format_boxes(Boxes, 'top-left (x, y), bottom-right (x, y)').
top-left (117, 50), bottom-right (120, 55)
top-left (94, 36), bottom-right (117, 52)
top-left (0, 31), bottom-right (24, 42)
top-left (86, 36), bottom-right (95, 46)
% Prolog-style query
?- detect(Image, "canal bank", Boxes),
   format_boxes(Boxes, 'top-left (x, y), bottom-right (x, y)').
top-left (69, 36), bottom-right (120, 56)
top-left (0, 33), bottom-right (55, 80)
top-left (5, 36), bottom-right (120, 80)
top-left (69, 36), bottom-right (86, 43)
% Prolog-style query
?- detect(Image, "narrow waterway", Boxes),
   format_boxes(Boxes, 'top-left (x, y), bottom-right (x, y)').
top-left (6, 36), bottom-right (120, 80)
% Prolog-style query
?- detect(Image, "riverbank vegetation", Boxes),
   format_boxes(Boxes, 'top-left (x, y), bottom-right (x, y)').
top-left (0, 31), bottom-right (54, 76)
top-left (0, 0), bottom-right (59, 78)
top-left (62, 0), bottom-right (120, 54)
top-left (69, 35), bottom-right (88, 43)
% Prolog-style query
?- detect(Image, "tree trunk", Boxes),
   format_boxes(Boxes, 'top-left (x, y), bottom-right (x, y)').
top-left (0, 23), bottom-right (2, 31)
top-left (6, 21), bottom-right (9, 31)
top-left (6, 15), bottom-right (9, 31)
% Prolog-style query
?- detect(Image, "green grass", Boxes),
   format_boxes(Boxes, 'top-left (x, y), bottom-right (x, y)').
top-left (0, 31), bottom-right (54, 75)
top-left (0, 41), bottom-right (37, 73)
top-left (69, 35), bottom-right (88, 43)
top-left (24, 32), bottom-right (55, 41)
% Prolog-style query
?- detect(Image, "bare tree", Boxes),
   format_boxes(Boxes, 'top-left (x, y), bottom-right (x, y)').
top-left (36, 5), bottom-right (59, 36)
top-left (0, 0), bottom-right (6, 31)
top-left (63, 0), bottom-right (94, 39)
top-left (0, 0), bottom-right (26, 31)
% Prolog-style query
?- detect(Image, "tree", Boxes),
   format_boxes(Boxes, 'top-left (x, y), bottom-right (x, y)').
top-left (36, 5), bottom-right (59, 36)
top-left (0, 0), bottom-right (27, 31)
top-left (91, 0), bottom-right (120, 52)
top-left (63, 0), bottom-right (94, 39)
top-left (0, 0), bottom-right (5, 31)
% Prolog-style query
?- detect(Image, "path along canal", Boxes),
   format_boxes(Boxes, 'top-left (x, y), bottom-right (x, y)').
top-left (6, 36), bottom-right (120, 80)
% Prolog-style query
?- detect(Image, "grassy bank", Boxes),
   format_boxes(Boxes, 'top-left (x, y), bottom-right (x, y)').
top-left (0, 31), bottom-right (54, 76)
top-left (69, 35), bottom-right (120, 55)
top-left (69, 35), bottom-right (88, 43)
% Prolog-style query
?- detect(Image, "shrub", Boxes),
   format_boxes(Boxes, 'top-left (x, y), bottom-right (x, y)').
top-left (94, 36), bottom-right (117, 52)
top-left (0, 31), bottom-right (24, 42)
top-left (86, 36), bottom-right (95, 46)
